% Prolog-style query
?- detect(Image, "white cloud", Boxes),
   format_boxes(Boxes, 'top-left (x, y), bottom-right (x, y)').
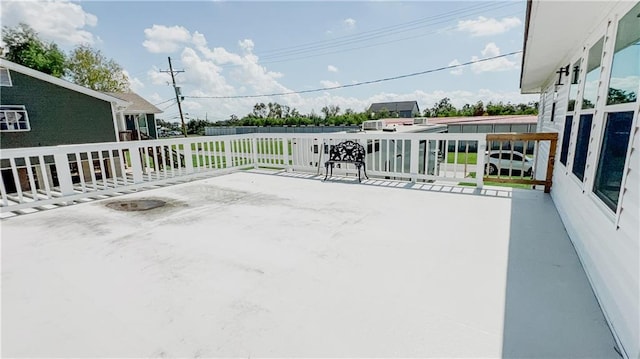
top-left (471, 43), bottom-right (518, 73)
top-left (143, 25), bottom-right (192, 53)
top-left (320, 80), bottom-right (341, 88)
top-left (142, 25), bottom-right (300, 119)
top-left (123, 70), bottom-right (145, 93)
top-left (328, 65), bottom-right (339, 73)
top-left (0, 0), bottom-right (97, 46)
top-left (238, 39), bottom-right (255, 53)
top-left (448, 59), bottom-right (463, 76)
top-left (344, 18), bottom-right (356, 29)
top-left (457, 16), bottom-right (521, 37)
top-left (481, 42), bottom-right (500, 57)
top-left (142, 28), bottom-right (532, 122)
top-left (609, 76), bottom-right (640, 94)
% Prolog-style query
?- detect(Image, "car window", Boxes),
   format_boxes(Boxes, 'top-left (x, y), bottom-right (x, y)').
top-left (500, 153), bottom-right (513, 160)
top-left (512, 154), bottom-right (523, 161)
top-left (490, 153), bottom-right (500, 159)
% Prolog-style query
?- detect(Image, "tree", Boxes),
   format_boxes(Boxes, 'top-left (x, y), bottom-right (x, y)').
top-left (267, 102), bottom-right (282, 118)
top-left (186, 118), bottom-right (214, 135)
top-left (2, 23), bottom-right (66, 77)
top-left (66, 44), bottom-right (130, 92)
top-left (252, 103), bottom-right (267, 118)
top-left (429, 98), bottom-right (457, 117)
top-left (321, 105), bottom-right (340, 119)
top-left (472, 101), bottom-right (485, 116)
top-left (607, 88), bottom-right (637, 105)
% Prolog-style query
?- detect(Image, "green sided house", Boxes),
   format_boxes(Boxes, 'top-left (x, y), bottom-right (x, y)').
top-left (0, 58), bottom-right (161, 192)
top-left (0, 58), bottom-right (129, 148)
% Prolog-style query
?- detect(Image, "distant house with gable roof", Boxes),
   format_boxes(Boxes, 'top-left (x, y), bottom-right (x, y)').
top-left (105, 92), bottom-right (162, 140)
top-left (368, 101), bottom-right (420, 118)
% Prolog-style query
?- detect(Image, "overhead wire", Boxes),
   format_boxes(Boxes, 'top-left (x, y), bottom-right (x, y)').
top-left (258, 2), bottom-right (518, 61)
top-left (154, 98), bottom-right (176, 106)
top-left (259, 5), bottom-right (511, 63)
top-left (184, 51), bottom-right (522, 100)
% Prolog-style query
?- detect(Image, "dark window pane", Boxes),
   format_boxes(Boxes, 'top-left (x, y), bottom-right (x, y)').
top-left (560, 115), bottom-right (573, 165)
top-left (572, 114), bottom-right (593, 181)
top-left (593, 111), bottom-right (634, 211)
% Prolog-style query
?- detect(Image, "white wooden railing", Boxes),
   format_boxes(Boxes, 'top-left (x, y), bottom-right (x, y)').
top-left (1, 132), bottom-right (491, 213)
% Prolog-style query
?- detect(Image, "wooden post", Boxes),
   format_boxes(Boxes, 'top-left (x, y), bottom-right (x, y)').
top-left (484, 133), bottom-right (558, 192)
top-left (545, 135), bottom-right (558, 193)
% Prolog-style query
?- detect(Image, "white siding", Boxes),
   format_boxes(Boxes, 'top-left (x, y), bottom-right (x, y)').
top-left (531, 2), bottom-right (640, 357)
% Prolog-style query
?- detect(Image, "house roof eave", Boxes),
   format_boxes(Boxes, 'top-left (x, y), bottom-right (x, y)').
top-left (0, 58), bottom-right (131, 107)
top-left (520, 1), bottom-right (618, 94)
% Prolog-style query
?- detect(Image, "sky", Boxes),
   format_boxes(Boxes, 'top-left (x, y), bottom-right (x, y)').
top-left (1, 0), bottom-right (539, 122)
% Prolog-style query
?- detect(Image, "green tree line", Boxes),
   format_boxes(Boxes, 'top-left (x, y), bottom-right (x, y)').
top-left (196, 99), bottom-right (538, 133)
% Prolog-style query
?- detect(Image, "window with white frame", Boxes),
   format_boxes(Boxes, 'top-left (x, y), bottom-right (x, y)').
top-left (0, 67), bottom-right (12, 86)
top-left (582, 37), bottom-right (604, 109)
top-left (606, 2), bottom-right (639, 105)
top-left (567, 59), bottom-right (581, 111)
top-left (593, 111), bottom-right (634, 211)
top-left (591, 3), bottom-right (639, 212)
top-left (571, 114), bottom-right (593, 181)
top-left (560, 115), bottom-right (573, 166)
top-left (0, 106), bottom-right (30, 132)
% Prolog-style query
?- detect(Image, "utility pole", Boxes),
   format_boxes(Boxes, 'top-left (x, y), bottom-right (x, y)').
top-left (161, 57), bottom-right (187, 137)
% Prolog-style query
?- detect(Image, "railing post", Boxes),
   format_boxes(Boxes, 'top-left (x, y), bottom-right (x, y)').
top-left (183, 142), bottom-right (194, 174)
top-left (53, 152), bottom-right (75, 196)
top-left (476, 140), bottom-right (486, 189)
top-left (409, 138), bottom-right (419, 183)
top-left (224, 138), bottom-right (233, 169)
top-left (282, 135), bottom-right (290, 172)
top-left (252, 134), bottom-right (258, 169)
top-left (128, 145), bottom-right (144, 183)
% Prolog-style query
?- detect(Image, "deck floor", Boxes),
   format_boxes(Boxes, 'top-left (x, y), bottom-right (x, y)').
top-left (1, 170), bottom-right (617, 357)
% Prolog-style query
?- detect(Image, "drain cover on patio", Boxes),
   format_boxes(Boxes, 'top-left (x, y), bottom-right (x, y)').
top-left (106, 199), bottom-right (166, 211)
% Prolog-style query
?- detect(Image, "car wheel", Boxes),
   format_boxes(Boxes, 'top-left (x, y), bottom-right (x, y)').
top-left (485, 163), bottom-right (497, 175)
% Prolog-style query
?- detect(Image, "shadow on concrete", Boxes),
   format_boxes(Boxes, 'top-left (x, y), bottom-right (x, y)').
top-left (273, 169), bottom-right (515, 198)
top-left (502, 190), bottom-right (618, 358)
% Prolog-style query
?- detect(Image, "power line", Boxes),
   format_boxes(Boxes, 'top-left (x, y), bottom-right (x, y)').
top-left (159, 100), bottom-right (177, 112)
top-left (258, 14), bottom-right (522, 67)
top-left (184, 51), bottom-right (522, 100)
top-left (154, 97), bottom-right (176, 106)
top-left (214, 2), bottom-right (519, 68)
top-left (258, 3), bottom-right (514, 59)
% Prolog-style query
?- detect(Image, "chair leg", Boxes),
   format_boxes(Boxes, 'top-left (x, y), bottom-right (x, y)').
top-left (324, 164), bottom-right (329, 181)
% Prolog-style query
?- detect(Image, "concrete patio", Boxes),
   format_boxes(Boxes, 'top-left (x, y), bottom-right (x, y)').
top-left (1, 170), bottom-right (617, 357)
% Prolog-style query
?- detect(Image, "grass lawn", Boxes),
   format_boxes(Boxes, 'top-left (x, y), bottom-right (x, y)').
top-left (446, 152), bottom-right (477, 164)
top-left (458, 172), bottom-right (534, 189)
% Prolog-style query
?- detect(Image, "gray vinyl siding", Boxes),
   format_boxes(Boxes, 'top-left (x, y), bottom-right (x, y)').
top-left (0, 71), bottom-right (116, 148)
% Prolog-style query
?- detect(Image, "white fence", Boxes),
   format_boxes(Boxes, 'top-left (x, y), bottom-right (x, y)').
top-left (0, 132), bottom-right (488, 213)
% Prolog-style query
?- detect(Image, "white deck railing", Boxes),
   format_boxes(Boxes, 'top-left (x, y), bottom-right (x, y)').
top-left (1, 132), bottom-right (490, 213)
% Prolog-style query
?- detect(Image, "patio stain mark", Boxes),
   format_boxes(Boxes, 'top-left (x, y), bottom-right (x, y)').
top-left (106, 199), bottom-right (166, 211)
